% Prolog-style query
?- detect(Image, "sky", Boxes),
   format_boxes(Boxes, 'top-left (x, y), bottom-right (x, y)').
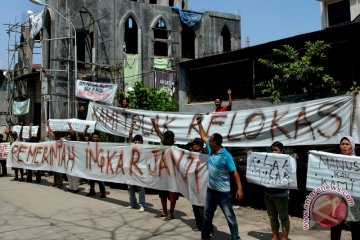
top-left (0, 0), bottom-right (322, 70)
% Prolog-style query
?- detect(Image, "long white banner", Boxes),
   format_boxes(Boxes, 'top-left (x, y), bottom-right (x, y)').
top-left (307, 151), bottom-right (360, 198)
top-left (75, 80), bottom-right (117, 104)
top-left (246, 152), bottom-right (297, 189)
top-left (87, 94), bottom-right (360, 147)
top-left (6, 141), bottom-right (208, 206)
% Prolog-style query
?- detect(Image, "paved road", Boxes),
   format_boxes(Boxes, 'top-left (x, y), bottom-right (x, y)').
top-left (0, 173), bottom-right (350, 240)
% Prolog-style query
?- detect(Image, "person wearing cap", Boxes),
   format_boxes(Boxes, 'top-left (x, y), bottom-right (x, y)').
top-left (151, 118), bottom-right (178, 221)
top-left (214, 89), bottom-right (232, 112)
top-left (196, 117), bottom-right (243, 240)
top-left (184, 137), bottom-right (209, 232)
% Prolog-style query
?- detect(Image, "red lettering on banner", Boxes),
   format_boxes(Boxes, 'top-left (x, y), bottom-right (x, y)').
top-left (244, 113), bottom-right (265, 139)
top-left (159, 149), bottom-right (171, 176)
top-left (18, 144), bottom-right (28, 162)
top-left (115, 150), bottom-right (125, 175)
top-left (271, 110), bottom-right (291, 140)
top-left (50, 141), bottom-right (63, 166)
top-left (148, 148), bottom-right (161, 176)
top-left (317, 103), bottom-right (341, 138)
top-left (86, 142), bottom-right (103, 170)
top-left (60, 145), bottom-right (67, 167)
top-left (105, 150), bottom-right (116, 174)
top-left (169, 149), bottom-right (187, 180)
top-left (42, 146), bottom-right (49, 165)
top-left (66, 145), bottom-right (76, 171)
top-left (129, 146), bottom-right (143, 176)
top-left (193, 157), bottom-right (202, 194)
top-left (295, 107), bottom-right (315, 140)
top-left (169, 149), bottom-right (202, 192)
top-left (11, 145), bottom-right (19, 162)
top-left (148, 148), bottom-right (172, 177)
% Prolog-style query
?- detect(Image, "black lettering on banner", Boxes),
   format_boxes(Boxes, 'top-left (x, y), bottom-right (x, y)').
top-left (295, 107), bottom-right (315, 140)
top-left (271, 110), bottom-right (291, 140)
top-left (244, 113), bottom-right (265, 139)
top-left (317, 102), bottom-right (342, 138)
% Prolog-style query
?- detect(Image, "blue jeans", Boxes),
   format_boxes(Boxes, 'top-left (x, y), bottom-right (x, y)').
top-left (201, 188), bottom-right (240, 240)
top-left (128, 185), bottom-right (145, 208)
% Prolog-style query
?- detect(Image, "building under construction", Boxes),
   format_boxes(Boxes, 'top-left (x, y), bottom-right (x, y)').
top-left (2, 0), bottom-right (241, 139)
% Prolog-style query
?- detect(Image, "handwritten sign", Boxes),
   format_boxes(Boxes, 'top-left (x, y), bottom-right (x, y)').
top-left (246, 152), bottom-right (298, 189)
top-left (307, 151), bottom-right (360, 198)
top-left (6, 141), bottom-right (209, 206)
top-left (12, 125), bottom-right (39, 139)
top-left (0, 142), bottom-right (10, 159)
top-left (48, 119), bottom-right (96, 133)
top-left (87, 94), bottom-right (360, 147)
top-left (75, 79), bottom-right (117, 104)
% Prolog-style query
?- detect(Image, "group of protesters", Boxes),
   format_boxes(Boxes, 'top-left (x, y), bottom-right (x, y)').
top-left (1, 89), bottom-right (360, 240)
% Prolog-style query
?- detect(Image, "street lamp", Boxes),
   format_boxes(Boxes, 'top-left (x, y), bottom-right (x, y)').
top-left (29, 0), bottom-right (77, 119)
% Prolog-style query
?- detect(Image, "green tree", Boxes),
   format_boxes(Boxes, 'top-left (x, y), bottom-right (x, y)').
top-left (118, 81), bottom-right (177, 111)
top-left (257, 41), bottom-right (339, 103)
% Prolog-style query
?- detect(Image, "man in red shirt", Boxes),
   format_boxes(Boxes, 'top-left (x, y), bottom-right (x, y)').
top-left (214, 89), bottom-right (232, 112)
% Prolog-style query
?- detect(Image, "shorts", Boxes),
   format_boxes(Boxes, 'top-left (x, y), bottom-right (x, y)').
top-left (159, 190), bottom-right (179, 201)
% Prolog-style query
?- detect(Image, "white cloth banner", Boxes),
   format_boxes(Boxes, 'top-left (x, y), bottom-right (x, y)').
top-left (49, 119), bottom-right (96, 133)
top-left (13, 125), bottom-right (39, 139)
top-left (0, 143), bottom-right (10, 159)
top-left (12, 99), bottom-right (30, 115)
top-left (307, 151), bottom-right (360, 198)
top-left (87, 94), bottom-right (360, 147)
top-left (30, 10), bottom-right (43, 38)
top-left (75, 80), bottom-right (118, 104)
top-left (246, 152), bottom-right (298, 189)
top-left (6, 141), bottom-right (209, 206)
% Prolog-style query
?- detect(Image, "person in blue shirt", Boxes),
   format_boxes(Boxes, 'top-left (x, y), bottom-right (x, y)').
top-left (196, 117), bottom-right (243, 240)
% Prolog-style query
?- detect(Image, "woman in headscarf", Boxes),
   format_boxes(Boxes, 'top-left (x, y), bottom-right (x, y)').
top-left (331, 136), bottom-right (360, 240)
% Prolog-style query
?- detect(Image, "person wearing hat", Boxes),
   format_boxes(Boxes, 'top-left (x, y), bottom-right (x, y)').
top-left (151, 118), bottom-right (178, 221)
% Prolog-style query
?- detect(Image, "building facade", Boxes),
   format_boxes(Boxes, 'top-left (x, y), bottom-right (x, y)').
top-left (319, 0), bottom-right (360, 28)
top-left (40, 0), bottom-right (240, 128)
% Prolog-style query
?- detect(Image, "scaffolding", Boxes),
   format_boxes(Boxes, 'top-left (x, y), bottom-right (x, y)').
top-left (1, 16), bottom-right (40, 130)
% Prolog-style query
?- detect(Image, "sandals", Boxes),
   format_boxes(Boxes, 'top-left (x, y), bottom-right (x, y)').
top-left (163, 215), bottom-right (174, 221)
top-left (155, 213), bottom-right (166, 218)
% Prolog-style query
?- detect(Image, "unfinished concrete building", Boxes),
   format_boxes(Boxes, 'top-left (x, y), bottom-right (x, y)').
top-left (40, 0), bottom-right (240, 126)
